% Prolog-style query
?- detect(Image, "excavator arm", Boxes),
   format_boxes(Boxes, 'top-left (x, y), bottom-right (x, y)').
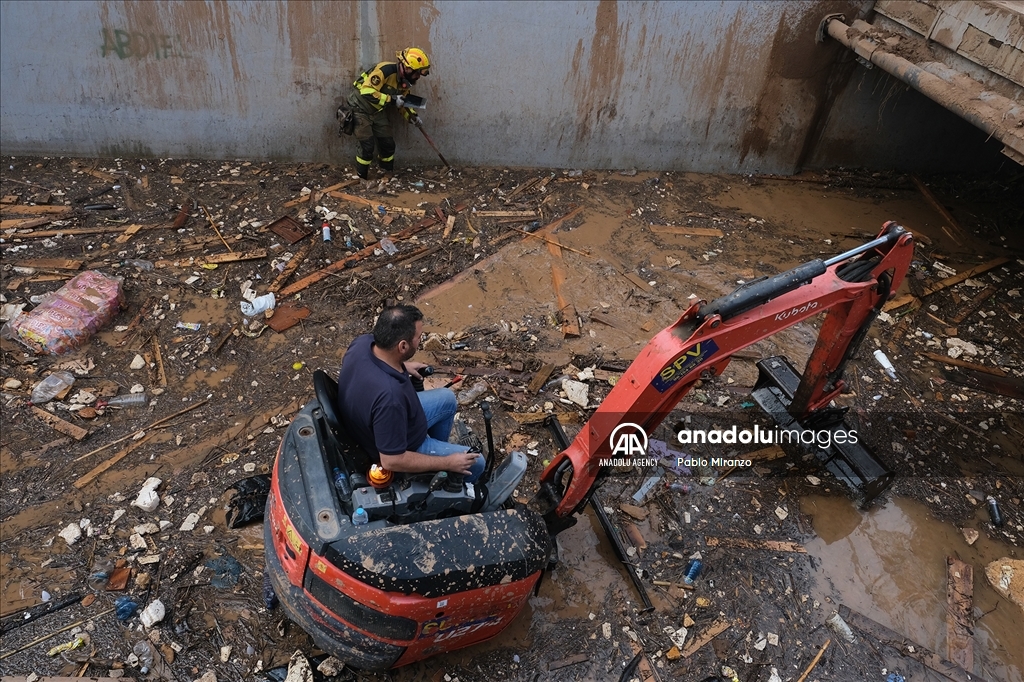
top-left (533, 222), bottom-right (914, 530)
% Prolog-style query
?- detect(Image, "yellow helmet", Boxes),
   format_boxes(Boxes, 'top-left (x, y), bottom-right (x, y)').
top-left (398, 47), bottom-right (430, 75)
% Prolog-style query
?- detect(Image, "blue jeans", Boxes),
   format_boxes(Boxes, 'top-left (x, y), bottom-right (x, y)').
top-left (416, 388), bottom-right (484, 482)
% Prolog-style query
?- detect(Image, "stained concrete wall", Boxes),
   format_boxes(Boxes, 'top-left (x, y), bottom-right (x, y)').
top-left (0, 0), bottom-right (1002, 172)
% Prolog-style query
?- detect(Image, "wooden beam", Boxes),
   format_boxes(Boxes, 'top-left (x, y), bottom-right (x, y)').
top-left (917, 351), bottom-right (1006, 377)
top-left (474, 210), bottom-right (536, 217)
top-left (12, 258), bottom-right (84, 270)
top-left (946, 557), bottom-right (974, 673)
top-left (921, 257), bottom-right (1010, 297)
top-left (267, 242), bottom-right (313, 293)
top-left (280, 220), bottom-right (435, 298)
top-left (198, 248), bottom-right (267, 265)
top-left (681, 618), bottom-right (731, 658)
top-left (911, 175), bottom-right (969, 245)
top-left (704, 536), bottom-right (806, 553)
top-left (31, 407), bottom-right (89, 441)
top-left (949, 286), bottom-right (997, 324)
top-left (0, 204), bottom-right (71, 215)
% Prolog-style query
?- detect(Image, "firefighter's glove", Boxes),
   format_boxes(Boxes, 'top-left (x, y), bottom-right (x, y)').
top-left (403, 108), bottom-right (420, 125)
top-left (393, 95), bottom-right (406, 108)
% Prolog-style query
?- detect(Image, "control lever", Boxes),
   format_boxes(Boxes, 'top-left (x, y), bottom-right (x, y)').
top-left (481, 402), bottom-right (496, 480)
top-left (410, 365), bottom-right (434, 392)
top-left (426, 470), bottom-right (448, 493)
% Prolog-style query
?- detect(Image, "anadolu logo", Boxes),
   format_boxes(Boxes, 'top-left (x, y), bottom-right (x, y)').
top-left (609, 423), bottom-right (648, 457)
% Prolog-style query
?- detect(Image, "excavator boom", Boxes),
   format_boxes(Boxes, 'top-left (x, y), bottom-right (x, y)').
top-left (534, 222), bottom-right (914, 528)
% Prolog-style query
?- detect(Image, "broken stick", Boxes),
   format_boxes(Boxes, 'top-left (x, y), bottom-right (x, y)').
top-left (72, 399), bottom-right (209, 462)
top-left (796, 639), bottom-right (830, 682)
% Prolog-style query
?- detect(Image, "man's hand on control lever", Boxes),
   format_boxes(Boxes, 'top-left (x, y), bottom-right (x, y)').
top-left (406, 361), bottom-right (430, 379)
top-left (446, 451), bottom-right (482, 476)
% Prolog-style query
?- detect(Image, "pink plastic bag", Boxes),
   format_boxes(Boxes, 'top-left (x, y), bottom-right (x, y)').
top-left (7, 270), bottom-right (124, 354)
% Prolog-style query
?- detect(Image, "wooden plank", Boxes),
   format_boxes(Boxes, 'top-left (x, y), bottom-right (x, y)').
top-left (475, 210), bottom-right (536, 217)
top-left (527, 363), bottom-right (556, 394)
top-left (532, 206), bottom-right (583, 238)
top-left (198, 248), bottom-right (268, 264)
top-left (917, 351), bottom-right (1006, 377)
top-left (267, 242), bottom-right (314, 293)
top-left (681, 618), bottom-right (731, 658)
top-left (0, 217), bottom-right (51, 230)
top-left (74, 432), bottom-right (161, 489)
top-left (12, 259), bottom-right (84, 270)
top-left (946, 557), bottom-right (974, 672)
top-left (911, 175), bottom-right (969, 245)
top-left (704, 536), bottom-right (806, 553)
top-left (282, 194), bottom-right (310, 208)
top-left (649, 225), bottom-right (724, 237)
top-left (941, 367), bottom-right (1024, 400)
top-left (281, 221), bottom-right (434, 298)
top-left (921, 257), bottom-right (1010, 297)
top-left (385, 206), bottom-right (427, 217)
top-left (0, 204), bottom-right (71, 215)
top-left (839, 604), bottom-right (986, 682)
top-left (443, 214), bottom-right (456, 238)
top-left (622, 272), bottom-right (654, 292)
top-left (504, 176), bottom-right (541, 203)
top-left (327, 191), bottom-right (378, 208)
top-left (114, 223), bottom-right (144, 244)
top-left (949, 285), bottom-right (997, 324)
top-left (31, 407), bottom-right (89, 441)
top-left (10, 224), bottom-right (172, 238)
top-left (882, 293), bottom-right (920, 312)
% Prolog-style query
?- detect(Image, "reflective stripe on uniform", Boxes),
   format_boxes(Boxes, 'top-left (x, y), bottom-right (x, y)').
top-left (355, 156), bottom-right (372, 166)
top-left (379, 154), bottom-right (395, 162)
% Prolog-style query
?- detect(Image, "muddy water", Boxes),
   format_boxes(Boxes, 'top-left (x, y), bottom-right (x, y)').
top-left (802, 495), bottom-right (1023, 682)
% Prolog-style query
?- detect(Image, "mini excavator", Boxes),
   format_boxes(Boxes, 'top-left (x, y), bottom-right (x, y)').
top-left (265, 222), bottom-right (914, 670)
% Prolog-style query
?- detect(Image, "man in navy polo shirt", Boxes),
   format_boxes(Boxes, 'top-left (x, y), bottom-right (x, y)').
top-left (337, 304), bottom-right (483, 481)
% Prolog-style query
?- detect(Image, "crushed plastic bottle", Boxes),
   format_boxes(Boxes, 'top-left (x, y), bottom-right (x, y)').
top-left (379, 237), bottom-right (398, 255)
top-left (30, 371), bottom-right (75, 404)
top-left (683, 559), bottom-right (703, 586)
top-left (133, 640), bottom-right (155, 674)
top-left (125, 259), bottom-right (154, 271)
top-left (88, 558), bottom-right (114, 591)
top-left (457, 381), bottom-right (489, 406)
top-left (240, 292), bottom-right (275, 316)
top-left (105, 393), bottom-right (148, 408)
top-left (826, 610), bottom-right (856, 643)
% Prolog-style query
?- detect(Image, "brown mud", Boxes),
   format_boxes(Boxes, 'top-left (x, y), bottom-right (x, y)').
top-left (1, 157), bottom-right (1022, 681)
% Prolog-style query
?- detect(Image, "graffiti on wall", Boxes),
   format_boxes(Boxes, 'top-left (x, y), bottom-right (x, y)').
top-left (100, 28), bottom-right (190, 60)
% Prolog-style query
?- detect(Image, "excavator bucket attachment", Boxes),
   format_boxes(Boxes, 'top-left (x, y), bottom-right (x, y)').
top-left (751, 355), bottom-right (894, 504)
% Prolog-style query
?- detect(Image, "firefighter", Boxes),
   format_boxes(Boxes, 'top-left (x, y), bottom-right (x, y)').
top-left (346, 47), bottom-right (430, 180)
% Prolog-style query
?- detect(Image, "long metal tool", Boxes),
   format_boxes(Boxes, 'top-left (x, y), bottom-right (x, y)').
top-left (413, 120), bottom-right (452, 169)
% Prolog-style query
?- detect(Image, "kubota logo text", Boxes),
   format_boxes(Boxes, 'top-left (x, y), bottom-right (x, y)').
top-left (774, 301), bottom-right (818, 321)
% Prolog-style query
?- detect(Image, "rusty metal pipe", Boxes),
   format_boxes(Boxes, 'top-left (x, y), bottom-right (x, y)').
top-left (823, 15), bottom-right (1024, 164)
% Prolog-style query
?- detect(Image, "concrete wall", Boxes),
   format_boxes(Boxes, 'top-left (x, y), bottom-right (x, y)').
top-left (0, 0), bottom-right (1001, 173)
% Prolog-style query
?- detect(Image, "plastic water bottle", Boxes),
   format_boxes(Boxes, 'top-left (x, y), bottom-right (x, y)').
top-left (322, 221), bottom-right (331, 242)
top-left (987, 496), bottom-right (1004, 527)
top-left (352, 507), bottom-right (368, 526)
top-left (332, 467), bottom-right (352, 497)
top-left (457, 381), bottom-right (489, 406)
top-left (379, 237), bottom-right (397, 255)
top-left (105, 393), bottom-right (148, 408)
top-left (30, 371), bottom-right (75, 404)
top-left (683, 559), bottom-right (703, 585)
top-left (133, 640), bottom-right (155, 674)
top-left (873, 349), bottom-right (897, 381)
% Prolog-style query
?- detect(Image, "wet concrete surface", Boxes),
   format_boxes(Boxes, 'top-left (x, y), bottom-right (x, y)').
top-left (1, 159), bottom-right (1022, 680)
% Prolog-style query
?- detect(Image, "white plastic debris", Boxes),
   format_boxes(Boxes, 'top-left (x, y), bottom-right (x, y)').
top-left (58, 523), bottom-right (82, 546)
top-left (561, 378), bottom-right (589, 408)
top-left (139, 599), bottom-right (165, 627)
